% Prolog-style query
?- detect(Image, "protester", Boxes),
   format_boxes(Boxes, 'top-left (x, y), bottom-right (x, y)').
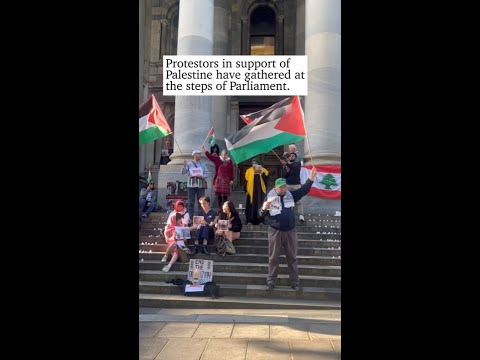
top-left (259, 168), bottom-right (317, 291)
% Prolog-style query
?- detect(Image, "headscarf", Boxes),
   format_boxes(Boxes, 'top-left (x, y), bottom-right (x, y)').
top-left (164, 200), bottom-right (189, 243)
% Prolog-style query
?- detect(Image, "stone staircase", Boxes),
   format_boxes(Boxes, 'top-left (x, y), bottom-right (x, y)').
top-left (139, 211), bottom-right (341, 310)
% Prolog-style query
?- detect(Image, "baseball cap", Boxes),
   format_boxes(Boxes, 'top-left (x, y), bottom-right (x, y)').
top-left (275, 178), bottom-right (287, 186)
top-left (192, 150), bottom-right (201, 156)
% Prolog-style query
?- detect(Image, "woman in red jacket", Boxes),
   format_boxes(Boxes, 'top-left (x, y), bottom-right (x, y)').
top-left (202, 145), bottom-right (234, 211)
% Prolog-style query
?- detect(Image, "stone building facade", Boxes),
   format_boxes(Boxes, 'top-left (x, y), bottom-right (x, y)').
top-left (139, 0), bottom-right (340, 213)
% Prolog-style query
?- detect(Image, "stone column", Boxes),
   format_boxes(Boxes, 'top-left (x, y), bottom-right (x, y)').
top-left (302, 0), bottom-right (341, 214)
top-left (139, 0), bottom-right (146, 173)
top-left (158, 0), bottom-right (215, 208)
top-left (139, 0), bottom-right (145, 105)
top-left (295, 0), bottom-right (306, 161)
top-left (212, 0), bottom-right (230, 151)
top-left (229, 101), bottom-right (239, 137)
top-left (241, 16), bottom-right (249, 54)
top-left (276, 15), bottom-right (284, 55)
top-left (304, 0), bottom-right (341, 165)
top-left (160, 19), bottom-right (168, 61)
top-left (168, 0), bottom-right (214, 165)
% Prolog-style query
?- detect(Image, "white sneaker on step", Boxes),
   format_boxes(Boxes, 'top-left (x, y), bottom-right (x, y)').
top-left (299, 215), bottom-right (305, 224)
top-left (162, 264), bottom-right (171, 272)
top-left (161, 255), bottom-right (168, 263)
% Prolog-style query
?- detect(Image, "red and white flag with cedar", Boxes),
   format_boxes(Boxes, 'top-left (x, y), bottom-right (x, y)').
top-left (300, 165), bottom-right (341, 200)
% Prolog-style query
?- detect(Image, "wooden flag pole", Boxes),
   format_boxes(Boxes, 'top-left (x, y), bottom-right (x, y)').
top-left (270, 150), bottom-right (284, 162)
top-left (173, 136), bottom-right (183, 154)
top-left (297, 96), bottom-right (315, 170)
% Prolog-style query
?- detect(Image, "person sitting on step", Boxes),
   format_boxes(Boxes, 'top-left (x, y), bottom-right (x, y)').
top-left (215, 200), bottom-right (243, 242)
top-left (162, 200), bottom-right (190, 272)
top-left (190, 196), bottom-right (216, 255)
top-left (139, 181), bottom-right (157, 222)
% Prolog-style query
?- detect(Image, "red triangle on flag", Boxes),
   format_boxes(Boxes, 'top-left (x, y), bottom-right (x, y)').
top-left (149, 95), bottom-right (172, 133)
top-left (273, 96), bottom-right (306, 136)
top-left (240, 115), bottom-right (254, 125)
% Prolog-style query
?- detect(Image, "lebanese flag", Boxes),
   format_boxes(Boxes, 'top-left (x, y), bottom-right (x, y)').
top-left (300, 165), bottom-right (341, 200)
top-left (139, 95), bottom-right (172, 145)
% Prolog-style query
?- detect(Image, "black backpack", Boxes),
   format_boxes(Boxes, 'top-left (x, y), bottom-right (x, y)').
top-left (166, 278), bottom-right (220, 299)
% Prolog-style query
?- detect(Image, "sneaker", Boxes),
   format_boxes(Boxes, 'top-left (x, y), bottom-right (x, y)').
top-left (266, 283), bottom-right (275, 291)
top-left (142, 213), bottom-right (148, 218)
top-left (299, 215), bottom-right (305, 224)
top-left (291, 284), bottom-right (301, 291)
top-left (162, 264), bottom-right (171, 272)
top-left (161, 255), bottom-right (168, 263)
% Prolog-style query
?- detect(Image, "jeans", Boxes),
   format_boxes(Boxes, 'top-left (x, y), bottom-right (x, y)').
top-left (139, 198), bottom-right (155, 221)
top-left (197, 225), bottom-right (214, 241)
top-left (187, 187), bottom-right (205, 218)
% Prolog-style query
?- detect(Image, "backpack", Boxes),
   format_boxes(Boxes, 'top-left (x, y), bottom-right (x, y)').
top-left (166, 278), bottom-right (220, 299)
top-left (184, 281), bottom-right (221, 299)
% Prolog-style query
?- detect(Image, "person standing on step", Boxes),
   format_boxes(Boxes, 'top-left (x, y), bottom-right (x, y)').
top-left (280, 152), bottom-right (305, 224)
top-left (162, 200), bottom-right (190, 272)
top-left (160, 139), bottom-right (173, 165)
top-left (245, 158), bottom-right (269, 225)
top-left (259, 167), bottom-right (317, 291)
top-left (202, 145), bottom-right (234, 211)
top-left (139, 181), bottom-right (157, 222)
top-left (182, 150), bottom-right (209, 221)
top-left (282, 143), bottom-right (303, 165)
top-left (190, 196), bottom-right (216, 255)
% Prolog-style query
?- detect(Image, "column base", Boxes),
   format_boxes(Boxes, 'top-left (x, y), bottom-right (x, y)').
top-left (303, 152), bottom-right (341, 165)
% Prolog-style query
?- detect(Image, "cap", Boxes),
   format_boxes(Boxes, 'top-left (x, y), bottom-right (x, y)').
top-left (192, 150), bottom-right (201, 156)
top-left (275, 178), bottom-right (287, 186)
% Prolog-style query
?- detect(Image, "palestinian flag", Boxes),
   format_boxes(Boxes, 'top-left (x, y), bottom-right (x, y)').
top-left (206, 128), bottom-right (215, 146)
top-left (300, 165), bottom-right (341, 200)
top-left (139, 95), bottom-right (172, 145)
top-left (226, 96), bottom-right (305, 164)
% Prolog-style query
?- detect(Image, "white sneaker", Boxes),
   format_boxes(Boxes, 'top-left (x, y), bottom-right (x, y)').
top-left (162, 264), bottom-right (171, 273)
top-left (161, 255), bottom-right (168, 263)
top-left (299, 215), bottom-right (305, 224)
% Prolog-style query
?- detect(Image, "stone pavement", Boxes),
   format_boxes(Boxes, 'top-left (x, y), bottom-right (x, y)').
top-left (139, 307), bottom-right (341, 359)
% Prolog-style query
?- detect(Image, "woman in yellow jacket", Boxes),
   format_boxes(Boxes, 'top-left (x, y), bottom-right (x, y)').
top-left (245, 158), bottom-right (269, 225)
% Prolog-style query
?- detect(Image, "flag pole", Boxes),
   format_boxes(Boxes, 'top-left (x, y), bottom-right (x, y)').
top-left (270, 150), bottom-right (283, 162)
top-left (298, 96), bottom-right (315, 168)
top-left (202, 127), bottom-right (213, 146)
top-left (172, 135), bottom-right (183, 154)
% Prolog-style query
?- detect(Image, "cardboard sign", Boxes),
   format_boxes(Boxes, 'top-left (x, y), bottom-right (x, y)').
top-left (187, 259), bottom-right (213, 284)
top-left (175, 226), bottom-right (191, 239)
top-left (185, 284), bottom-right (205, 293)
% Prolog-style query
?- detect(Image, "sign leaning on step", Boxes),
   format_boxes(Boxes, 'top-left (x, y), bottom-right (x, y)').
top-left (187, 259), bottom-right (213, 284)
